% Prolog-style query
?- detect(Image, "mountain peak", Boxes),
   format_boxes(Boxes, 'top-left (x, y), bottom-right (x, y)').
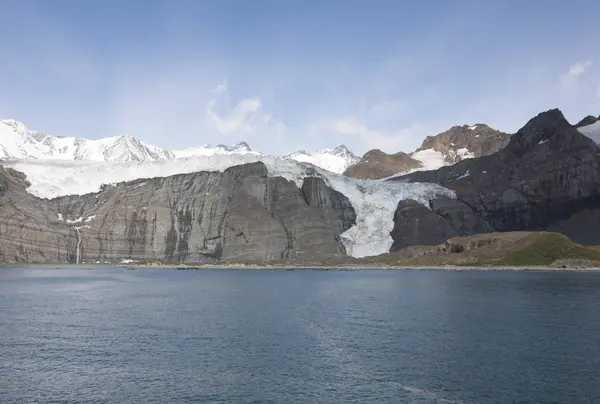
top-left (234, 141), bottom-right (251, 151)
top-left (575, 115), bottom-right (599, 128)
top-left (286, 144), bottom-right (359, 174)
top-left (331, 144), bottom-right (353, 157)
top-left (506, 108), bottom-right (597, 157)
top-left (1, 118), bottom-right (36, 137)
top-left (214, 141), bottom-right (252, 152)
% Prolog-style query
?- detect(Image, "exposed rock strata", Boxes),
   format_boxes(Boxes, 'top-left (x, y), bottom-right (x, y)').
top-left (1, 162), bottom-right (356, 264)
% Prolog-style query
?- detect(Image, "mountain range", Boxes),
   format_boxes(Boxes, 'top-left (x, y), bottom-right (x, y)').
top-left (1, 110), bottom-right (599, 265)
top-left (0, 118), bottom-right (359, 173)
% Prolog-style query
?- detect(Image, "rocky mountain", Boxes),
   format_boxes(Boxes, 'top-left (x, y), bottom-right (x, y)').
top-left (344, 123), bottom-right (511, 180)
top-left (388, 109), bottom-right (600, 250)
top-left (415, 124), bottom-right (511, 164)
top-left (0, 152), bottom-right (453, 263)
top-left (0, 162), bottom-right (357, 264)
top-left (2, 108), bottom-right (600, 265)
top-left (575, 115), bottom-right (599, 128)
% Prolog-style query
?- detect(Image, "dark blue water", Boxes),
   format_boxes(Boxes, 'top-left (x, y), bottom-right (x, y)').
top-left (1, 267), bottom-right (599, 403)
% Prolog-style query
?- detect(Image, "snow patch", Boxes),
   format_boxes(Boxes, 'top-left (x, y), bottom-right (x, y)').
top-left (410, 149), bottom-right (447, 171)
top-left (381, 149), bottom-right (449, 180)
top-left (456, 170), bottom-right (471, 180)
top-left (538, 139), bottom-right (549, 145)
top-left (578, 121), bottom-right (600, 144)
top-left (455, 148), bottom-right (475, 160)
top-left (57, 213), bottom-right (64, 221)
top-left (469, 125), bottom-right (479, 130)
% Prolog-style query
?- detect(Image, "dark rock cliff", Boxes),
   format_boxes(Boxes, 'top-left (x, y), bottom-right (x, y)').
top-left (0, 162), bottom-right (356, 264)
top-left (390, 109), bottom-right (600, 247)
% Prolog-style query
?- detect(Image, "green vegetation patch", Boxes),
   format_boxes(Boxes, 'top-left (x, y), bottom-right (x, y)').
top-left (497, 233), bottom-right (600, 266)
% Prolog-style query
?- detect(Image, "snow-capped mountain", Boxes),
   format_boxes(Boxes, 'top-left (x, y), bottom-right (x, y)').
top-left (0, 119), bottom-right (173, 162)
top-left (286, 145), bottom-right (360, 174)
top-left (0, 118), bottom-right (356, 174)
top-left (0, 118), bottom-right (453, 259)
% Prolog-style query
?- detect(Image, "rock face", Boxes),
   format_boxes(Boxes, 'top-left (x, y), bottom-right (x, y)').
top-left (0, 165), bottom-right (73, 263)
top-left (389, 196), bottom-right (492, 251)
top-left (300, 177), bottom-right (356, 239)
top-left (575, 115), bottom-right (599, 128)
top-left (391, 109), bottom-right (600, 247)
top-left (0, 162), bottom-right (356, 264)
top-left (343, 150), bottom-right (422, 180)
top-left (415, 124), bottom-right (511, 164)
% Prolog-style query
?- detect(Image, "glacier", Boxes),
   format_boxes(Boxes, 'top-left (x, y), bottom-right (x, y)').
top-left (7, 155), bottom-right (455, 258)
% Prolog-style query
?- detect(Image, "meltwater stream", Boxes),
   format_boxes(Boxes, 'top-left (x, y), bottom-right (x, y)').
top-left (0, 267), bottom-right (599, 403)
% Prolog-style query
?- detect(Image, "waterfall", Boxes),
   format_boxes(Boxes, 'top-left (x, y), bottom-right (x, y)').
top-left (75, 227), bottom-right (82, 264)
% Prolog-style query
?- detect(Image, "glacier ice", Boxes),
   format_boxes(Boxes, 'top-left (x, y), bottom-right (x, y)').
top-left (7, 155), bottom-right (454, 258)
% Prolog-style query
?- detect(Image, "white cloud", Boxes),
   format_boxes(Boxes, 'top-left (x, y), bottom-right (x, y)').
top-left (559, 61), bottom-right (593, 89)
top-left (332, 116), bottom-right (424, 152)
top-left (205, 97), bottom-right (263, 135)
top-left (213, 78), bottom-right (228, 94)
top-left (202, 82), bottom-right (288, 151)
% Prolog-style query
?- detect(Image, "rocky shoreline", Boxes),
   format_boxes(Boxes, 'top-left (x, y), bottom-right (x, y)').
top-left (118, 263), bottom-right (600, 271)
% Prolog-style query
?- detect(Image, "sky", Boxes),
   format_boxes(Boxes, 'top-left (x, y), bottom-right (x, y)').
top-left (1, 0), bottom-right (599, 155)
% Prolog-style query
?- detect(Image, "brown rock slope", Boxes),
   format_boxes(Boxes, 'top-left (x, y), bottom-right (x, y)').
top-left (343, 149), bottom-right (422, 180)
top-left (344, 123), bottom-right (510, 180)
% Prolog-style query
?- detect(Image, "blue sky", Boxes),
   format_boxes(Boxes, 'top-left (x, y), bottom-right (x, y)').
top-left (1, 0), bottom-right (599, 155)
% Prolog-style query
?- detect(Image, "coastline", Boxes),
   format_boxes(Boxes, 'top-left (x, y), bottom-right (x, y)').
top-left (2, 262), bottom-right (600, 271)
top-left (114, 263), bottom-right (600, 271)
